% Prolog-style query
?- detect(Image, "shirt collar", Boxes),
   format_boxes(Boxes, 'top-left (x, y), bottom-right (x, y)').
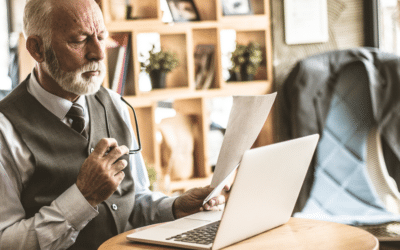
top-left (27, 69), bottom-right (87, 120)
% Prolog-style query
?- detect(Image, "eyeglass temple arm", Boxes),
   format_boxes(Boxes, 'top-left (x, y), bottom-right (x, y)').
top-left (120, 96), bottom-right (142, 154)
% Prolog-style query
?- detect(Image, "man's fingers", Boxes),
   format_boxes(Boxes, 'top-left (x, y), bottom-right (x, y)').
top-left (204, 205), bottom-right (223, 211)
top-left (204, 201), bottom-right (224, 211)
top-left (114, 170), bottom-right (125, 182)
top-left (106, 145), bottom-right (129, 163)
top-left (112, 159), bottom-right (128, 175)
top-left (215, 195), bottom-right (225, 205)
top-left (203, 194), bottom-right (226, 211)
top-left (92, 138), bottom-right (119, 156)
top-left (208, 195), bottom-right (225, 206)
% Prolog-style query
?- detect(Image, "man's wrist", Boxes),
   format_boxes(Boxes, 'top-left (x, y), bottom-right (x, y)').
top-left (172, 197), bottom-right (179, 219)
top-left (172, 196), bottom-right (186, 219)
top-left (56, 184), bottom-right (99, 230)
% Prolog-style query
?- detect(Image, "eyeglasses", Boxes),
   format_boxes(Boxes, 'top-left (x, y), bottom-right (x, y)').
top-left (121, 96), bottom-right (142, 154)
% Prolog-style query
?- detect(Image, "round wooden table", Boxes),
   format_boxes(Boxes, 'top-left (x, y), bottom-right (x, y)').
top-left (98, 217), bottom-right (379, 250)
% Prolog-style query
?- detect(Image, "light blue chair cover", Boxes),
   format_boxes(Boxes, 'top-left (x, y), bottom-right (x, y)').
top-left (294, 62), bottom-right (400, 225)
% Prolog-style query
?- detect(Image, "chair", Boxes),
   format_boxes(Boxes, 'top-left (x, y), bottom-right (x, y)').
top-left (280, 48), bottom-right (400, 246)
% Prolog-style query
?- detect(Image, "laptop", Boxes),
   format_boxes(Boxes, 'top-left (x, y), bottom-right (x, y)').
top-left (127, 134), bottom-right (319, 250)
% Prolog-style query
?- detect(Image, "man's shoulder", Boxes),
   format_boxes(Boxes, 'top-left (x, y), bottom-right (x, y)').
top-left (98, 87), bottom-right (122, 106)
top-left (95, 87), bottom-right (126, 115)
top-left (0, 77), bottom-right (30, 110)
top-left (102, 87), bottom-right (121, 101)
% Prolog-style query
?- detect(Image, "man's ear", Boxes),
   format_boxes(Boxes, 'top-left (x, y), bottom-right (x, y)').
top-left (26, 35), bottom-right (45, 63)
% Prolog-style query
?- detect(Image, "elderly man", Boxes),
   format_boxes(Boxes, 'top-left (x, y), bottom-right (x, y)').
top-left (0, 0), bottom-right (226, 249)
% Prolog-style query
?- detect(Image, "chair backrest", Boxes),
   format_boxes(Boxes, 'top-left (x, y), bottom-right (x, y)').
top-left (294, 61), bottom-right (400, 225)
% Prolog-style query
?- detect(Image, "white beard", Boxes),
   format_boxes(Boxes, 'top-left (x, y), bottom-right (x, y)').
top-left (43, 45), bottom-right (106, 96)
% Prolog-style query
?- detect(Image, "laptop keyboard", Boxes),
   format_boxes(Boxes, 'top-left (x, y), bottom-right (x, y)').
top-left (166, 221), bottom-right (220, 245)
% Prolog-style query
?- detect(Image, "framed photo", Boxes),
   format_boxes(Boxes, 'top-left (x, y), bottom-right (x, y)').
top-left (222, 0), bottom-right (253, 16)
top-left (166, 0), bottom-right (200, 22)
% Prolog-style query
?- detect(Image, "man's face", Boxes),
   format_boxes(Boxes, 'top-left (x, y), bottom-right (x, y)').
top-left (43, 0), bottom-right (108, 96)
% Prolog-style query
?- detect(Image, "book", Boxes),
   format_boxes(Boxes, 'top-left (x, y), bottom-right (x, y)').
top-left (194, 44), bottom-right (215, 89)
top-left (117, 35), bottom-right (132, 95)
top-left (106, 34), bottom-right (130, 93)
top-left (112, 46), bottom-right (126, 92)
top-left (201, 52), bottom-right (215, 89)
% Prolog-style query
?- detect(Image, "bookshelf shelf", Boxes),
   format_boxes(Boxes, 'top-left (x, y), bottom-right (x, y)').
top-left (122, 81), bottom-right (272, 108)
top-left (105, 16), bottom-right (270, 33)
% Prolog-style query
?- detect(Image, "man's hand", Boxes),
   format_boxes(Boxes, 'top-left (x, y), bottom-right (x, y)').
top-left (172, 185), bottom-right (230, 219)
top-left (76, 138), bottom-right (129, 207)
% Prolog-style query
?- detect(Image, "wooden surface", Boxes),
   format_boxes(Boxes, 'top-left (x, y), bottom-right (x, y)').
top-left (98, 217), bottom-right (379, 250)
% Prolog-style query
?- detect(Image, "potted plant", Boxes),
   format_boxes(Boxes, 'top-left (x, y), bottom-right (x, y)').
top-left (230, 42), bottom-right (263, 81)
top-left (140, 45), bottom-right (179, 89)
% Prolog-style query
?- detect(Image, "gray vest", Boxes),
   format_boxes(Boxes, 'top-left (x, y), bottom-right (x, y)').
top-left (0, 76), bottom-right (135, 249)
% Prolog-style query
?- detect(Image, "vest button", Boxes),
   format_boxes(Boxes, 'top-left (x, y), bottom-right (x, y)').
top-left (111, 204), bottom-right (118, 211)
top-left (90, 148), bottom-right (94, 153)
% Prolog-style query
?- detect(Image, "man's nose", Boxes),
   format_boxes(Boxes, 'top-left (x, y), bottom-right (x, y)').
top-left (87, 37), bottom-right (105, 61)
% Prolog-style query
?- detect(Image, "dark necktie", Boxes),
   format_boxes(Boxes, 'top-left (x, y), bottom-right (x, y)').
top-left (66, 103), bottom-right (88, 139)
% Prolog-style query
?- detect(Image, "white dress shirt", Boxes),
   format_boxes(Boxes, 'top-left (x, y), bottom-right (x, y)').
top-left (0, 71), bottom-right (176, 250)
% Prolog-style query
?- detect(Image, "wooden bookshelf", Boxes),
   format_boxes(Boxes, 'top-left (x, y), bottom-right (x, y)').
top-left (19, 0), bottom-right (274, 195)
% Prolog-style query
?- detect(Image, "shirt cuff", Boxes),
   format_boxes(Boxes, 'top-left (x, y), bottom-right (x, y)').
top-left (158, 196), bottom-right (178, 222)
top-left (55, 184), bottom-right (99, 231)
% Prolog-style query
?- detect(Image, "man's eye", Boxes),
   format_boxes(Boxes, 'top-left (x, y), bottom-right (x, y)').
top-left (73, 38), bottom-right (86, 43)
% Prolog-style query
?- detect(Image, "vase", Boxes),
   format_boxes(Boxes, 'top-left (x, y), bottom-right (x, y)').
top-left (235, 67), bottom-right (254, 81)
top-left (149, 70), bottom-right (167, 89)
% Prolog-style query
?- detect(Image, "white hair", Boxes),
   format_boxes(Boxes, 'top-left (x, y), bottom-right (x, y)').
top-left (23, 0), bottom-right (53, 43)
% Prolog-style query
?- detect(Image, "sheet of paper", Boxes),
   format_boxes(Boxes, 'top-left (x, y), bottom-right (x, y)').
top-left (210, 93), bottom-right (277, 188)
top-left (203, 163), bottom-right (239, 205)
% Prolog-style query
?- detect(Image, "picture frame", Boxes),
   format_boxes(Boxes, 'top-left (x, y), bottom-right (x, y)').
top-left (222, 0), bottom-right (253, 16)
top-left (166, 0), bottom-right (200, 22)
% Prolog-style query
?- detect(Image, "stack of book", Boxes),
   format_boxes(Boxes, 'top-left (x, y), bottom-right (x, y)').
top-left (106, 34), bottom-right (132, 95)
